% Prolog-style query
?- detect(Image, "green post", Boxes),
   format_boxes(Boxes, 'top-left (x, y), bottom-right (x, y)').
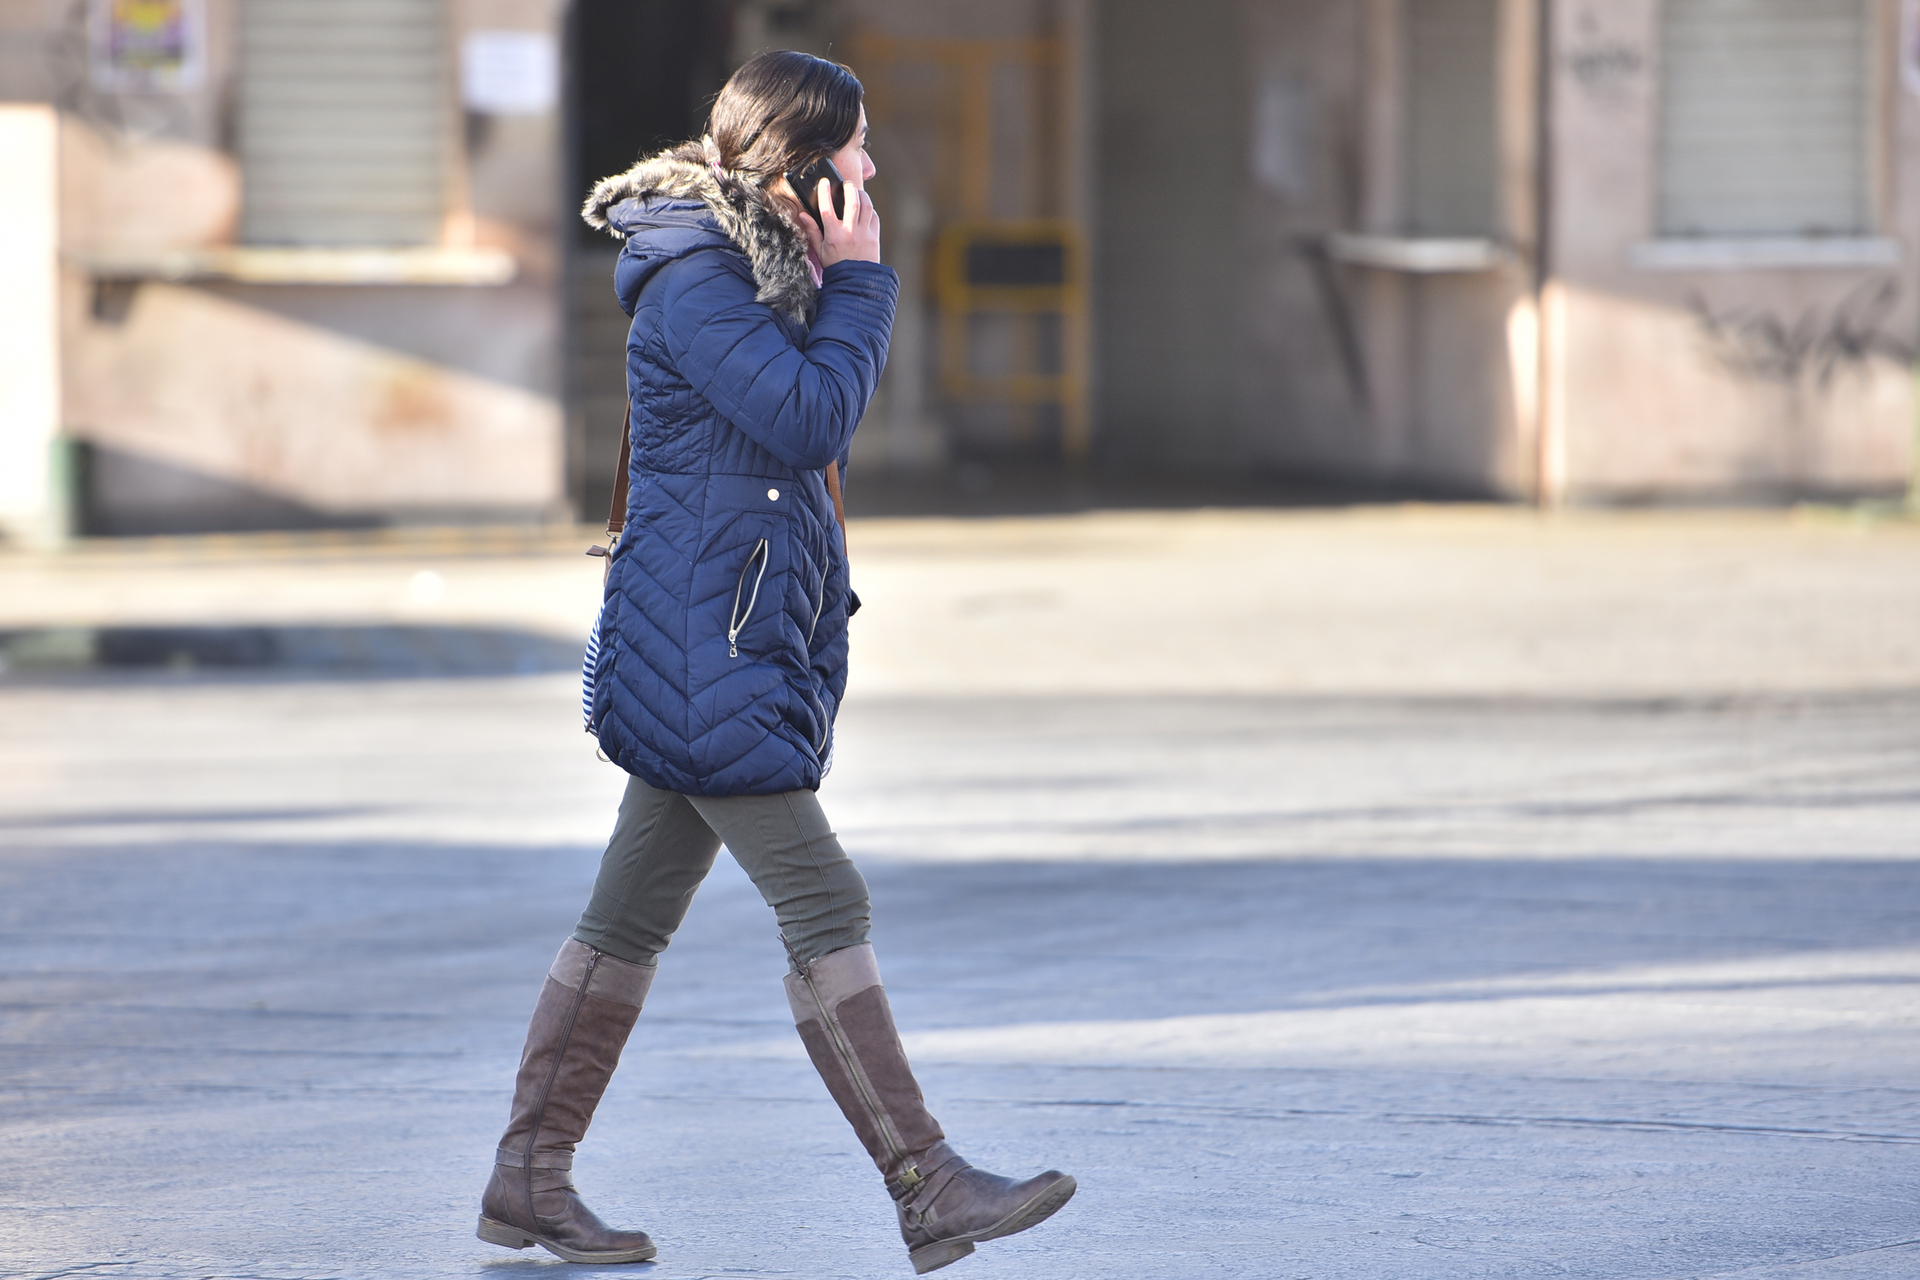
top-left (48, 433), bottom-right (83, 542)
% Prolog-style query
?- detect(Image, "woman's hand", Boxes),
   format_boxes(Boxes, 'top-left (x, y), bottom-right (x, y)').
top-left (784, 176), bottom-right (881, 268)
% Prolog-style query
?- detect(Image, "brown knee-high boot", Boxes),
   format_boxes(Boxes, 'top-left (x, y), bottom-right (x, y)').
top-left (477, 939), bottom-right (658, 1263)
top-left (784, 944), bottom-right (1076, 1275)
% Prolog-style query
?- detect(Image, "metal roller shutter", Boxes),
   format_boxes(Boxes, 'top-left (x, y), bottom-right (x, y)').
top-left (238, 0), bottom-right (451, 246)
top-left (1658, 0), bottom-right (1871, 237)
top-left (1404, 0), bottom-right (1501, 237)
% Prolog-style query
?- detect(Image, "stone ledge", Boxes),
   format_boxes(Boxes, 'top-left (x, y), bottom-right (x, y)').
top-left (1326, 233), bottom-right (1511, 274)
top-left (1629, 237), bottom-right (1902, 271)
top-left (67, 245), bottom-right (518, 286)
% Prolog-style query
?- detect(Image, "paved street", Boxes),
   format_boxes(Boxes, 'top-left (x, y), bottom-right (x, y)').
top-left (2, 506), bottom-right (1918, 1279)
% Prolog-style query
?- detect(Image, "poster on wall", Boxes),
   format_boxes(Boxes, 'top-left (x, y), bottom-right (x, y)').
top-left (89, 0), bottom-right (203, 93)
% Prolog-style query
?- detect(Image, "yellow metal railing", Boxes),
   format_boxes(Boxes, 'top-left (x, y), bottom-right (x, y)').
top-left (932, 220), bottom-right (1087, 458)
top-left (852, 31), bottom-right (1090, 462)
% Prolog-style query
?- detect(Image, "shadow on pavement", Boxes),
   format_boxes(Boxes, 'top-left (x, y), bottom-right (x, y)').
top-left (4, 836), bottom-right (1914, 1031)
top-left (4, 834), bottom-right (1916, 1278)
top-left (842, 462), bottom-right (1474, 519)
top-left (0, 624), bottom-right (584, 680)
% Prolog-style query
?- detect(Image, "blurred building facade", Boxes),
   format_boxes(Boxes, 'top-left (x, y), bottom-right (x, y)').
top-left (1, 0), bottom-right (567, 537)
top-left (1, 0), bottom-right (1916, 539)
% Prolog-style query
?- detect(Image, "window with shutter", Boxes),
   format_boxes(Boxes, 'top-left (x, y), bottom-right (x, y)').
top-left (1403, 0), bottom-right (1501, 237)
top-left (1658, 0), bottom-right (1871, 238)
top-left (238, 0), bottom-right (452, 246)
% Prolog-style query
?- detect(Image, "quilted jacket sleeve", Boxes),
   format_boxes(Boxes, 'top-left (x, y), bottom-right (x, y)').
top-left (658, 253), bottom-right (900, 470)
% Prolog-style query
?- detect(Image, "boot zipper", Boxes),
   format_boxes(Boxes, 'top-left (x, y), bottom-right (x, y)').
top-left (785, 941), bottom-right (922, 1194)
top-left (727, 539), bottom-right (770, 659)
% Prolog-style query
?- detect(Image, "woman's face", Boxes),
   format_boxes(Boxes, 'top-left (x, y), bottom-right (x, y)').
top-left (829, 106), bottom-right (874, 187)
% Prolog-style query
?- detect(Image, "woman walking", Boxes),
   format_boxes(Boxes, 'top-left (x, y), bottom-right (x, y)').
top-left (475, 51), bottom-right (1075, 1275)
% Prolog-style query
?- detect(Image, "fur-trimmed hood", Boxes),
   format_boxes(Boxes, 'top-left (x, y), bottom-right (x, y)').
top-left (582, 137), bottom-right (816, 323)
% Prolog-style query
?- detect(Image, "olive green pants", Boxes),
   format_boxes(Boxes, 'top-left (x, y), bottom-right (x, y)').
top-left (572, 774), bottom-right (871, 968)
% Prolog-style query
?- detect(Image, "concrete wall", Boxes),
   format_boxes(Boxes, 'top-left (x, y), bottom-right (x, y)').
top-left (1237, 1), bottom-right (1371, 477)
top-left (7, 0), bottom-right (566, 535)
top-left (1087, 0), bottom-right (1916, 501)
top-left (1092, 0), bottom-right (1250, 468)
top-left (60, 272), bottom-right (563, 532)
top-left (13, 0), bottom-right (1915, 527)
top-left (1090, 0), bottom-right (1535, 495)
top-left (1239, 0), bottom-right (1536, 494)
top-left (839, 0), bottom-right (1083, 472)
top-left (1545, 0), bottom-right (1918, 502)
top-left (1345, 0), bottom-right (1540, 497)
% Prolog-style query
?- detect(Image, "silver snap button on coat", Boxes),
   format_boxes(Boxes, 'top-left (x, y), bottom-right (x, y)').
top-left (767, 488), bottom-right (780, 501)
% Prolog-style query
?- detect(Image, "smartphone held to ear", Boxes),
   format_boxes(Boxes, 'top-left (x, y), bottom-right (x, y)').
top-left (784, 156), bottom-right (846, 229)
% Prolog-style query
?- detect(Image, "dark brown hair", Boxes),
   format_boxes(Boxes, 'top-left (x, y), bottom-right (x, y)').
top-left (707, 50), bottom-right (863, 186)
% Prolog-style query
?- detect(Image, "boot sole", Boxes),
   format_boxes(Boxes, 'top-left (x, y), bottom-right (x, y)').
top-left (908, 1173), bottom-right (1078, 1275)
top-left (476, 1215), bottom-right (658, 1264)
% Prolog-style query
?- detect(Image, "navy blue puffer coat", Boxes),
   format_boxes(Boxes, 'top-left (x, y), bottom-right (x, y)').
top-left (579, 141), bottom-right (898, 796)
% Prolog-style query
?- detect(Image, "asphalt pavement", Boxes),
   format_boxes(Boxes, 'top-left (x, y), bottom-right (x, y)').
top-left (2, 505), bottom-right (1917, 1280)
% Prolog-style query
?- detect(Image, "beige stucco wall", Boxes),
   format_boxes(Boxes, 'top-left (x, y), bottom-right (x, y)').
top-left (1237, 0), bottom-right (1373, 477)
top-left (1546, 0), bottom-right (1919, 501)
top-left (22, 0), bottom-right (1914, 521)
top-left (1218, 0), bottom-right (1541, 497)
top-left (25, 0), bottom-right (567, 532)
top-left (61, 274), bottom-right (563, 522)
top-left (1105, 0), bottom-right (1915, 501)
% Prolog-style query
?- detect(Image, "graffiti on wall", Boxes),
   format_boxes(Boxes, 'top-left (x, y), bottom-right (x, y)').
top-left (1689, 280), bottom-right (1915, 387)
top-left (1562, 7), bottom-right (1648, 106)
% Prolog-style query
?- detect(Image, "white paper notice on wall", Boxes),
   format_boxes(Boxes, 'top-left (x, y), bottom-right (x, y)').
top-left (89, 0), bottom-right (203, 93)
top-left (462, 30), bottom-right (560, 115)
top-left (1904, 0), bottom-right (1920, 96)
top-left (1250, 72), bottom-right (1312, 202)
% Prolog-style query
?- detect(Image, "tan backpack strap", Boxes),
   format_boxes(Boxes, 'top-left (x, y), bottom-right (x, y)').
top-left (588, 397), bottom-right (633, 560)
top-left (825, 461), bottom-right (860, 617)
top-left (823, 459), bottom-right (847, 542)
top-left (607, 396), bottom-right (633, 537)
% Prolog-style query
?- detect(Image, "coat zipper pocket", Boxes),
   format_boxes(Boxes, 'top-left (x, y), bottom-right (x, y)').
top-left (727, 538), bottom-right (771, 659)
top-left (807, 568), bottom-right (826, 645)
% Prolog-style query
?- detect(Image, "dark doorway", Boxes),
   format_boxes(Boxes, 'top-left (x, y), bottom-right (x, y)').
top-left (565, 0), bottom-right (733, 521)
